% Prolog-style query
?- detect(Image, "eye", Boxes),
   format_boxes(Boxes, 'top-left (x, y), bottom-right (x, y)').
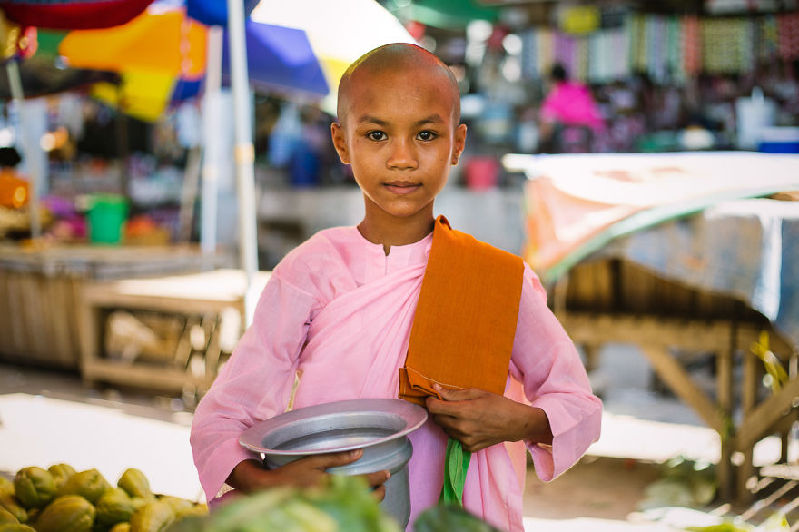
top-left (367, 130), bottom-right (387, 141)
top-left (417, 130), bottom-right (438, 141)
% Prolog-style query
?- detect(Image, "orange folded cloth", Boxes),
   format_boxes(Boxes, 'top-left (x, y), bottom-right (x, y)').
top-left (399, 215), bottom-right (525, 405)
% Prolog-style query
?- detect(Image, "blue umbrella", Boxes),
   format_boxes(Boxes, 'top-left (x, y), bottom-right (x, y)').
top-left (222, 21), bottom-right (329, 97)
top-left (185, 0), bottom-right (258, 26)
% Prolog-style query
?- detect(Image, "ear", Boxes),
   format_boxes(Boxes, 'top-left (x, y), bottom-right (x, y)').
top-left (330, 122), bottom-right (350, 164)
top-left (451, 123), bottom-right (467, 165)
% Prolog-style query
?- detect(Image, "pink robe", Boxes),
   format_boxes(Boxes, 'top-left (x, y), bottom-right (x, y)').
top-left (191, 226), bottom-right (602, 532)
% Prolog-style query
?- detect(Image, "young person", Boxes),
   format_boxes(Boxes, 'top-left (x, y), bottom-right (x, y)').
top-left (191, 43), bottom-right (602, 532)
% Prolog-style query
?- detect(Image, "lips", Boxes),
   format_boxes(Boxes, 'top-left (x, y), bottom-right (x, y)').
top-left (383, 181), bottom-right (421, 194)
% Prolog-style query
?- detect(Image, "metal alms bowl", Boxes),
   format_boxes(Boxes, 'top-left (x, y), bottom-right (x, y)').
top-left (239, 398), bottom-right (428, 528)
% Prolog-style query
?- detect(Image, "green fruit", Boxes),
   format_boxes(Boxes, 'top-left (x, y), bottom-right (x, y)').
top-left (58, 470), bottom-right (111, 504)
top-left (130, 498), bottom-right (147, 511)
top-left (0, 525), bottom-right (35, 532)
top-left (0, 507), bottom-right (19, 525)
top-left (0, 496), bottom-right (26, 524)
top-left (117, 470), bottom-right (152, 501)
top-left (0, 479), bottom-right (13, 498)
top-left (95, 489), bottom-right (135, 527)
top-left (14, 468), bottom-right (56, 509)
top-left (35, 495), bottom-right (95, 532)
top-left (130, 501), bottom-right (174, 532)
top-left (48, 465), bottom-right (77, 490)
top-left (155, 498), bottom-right (192, 518)
top-left (23, 509), bottom-right (38, 524)
top-left (172, 505), bottom-right (207, 520)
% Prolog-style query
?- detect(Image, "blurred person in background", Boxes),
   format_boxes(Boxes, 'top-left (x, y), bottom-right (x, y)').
top-left (538, 63), bottom-right (605, 153)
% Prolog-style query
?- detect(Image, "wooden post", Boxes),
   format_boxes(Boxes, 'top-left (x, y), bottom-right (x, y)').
top-left (717, 319), bottom-right (736, 501)
top-left (738, 339), bottom-right (759, 502)
top-left (639, 345), bottom-right (724, 433)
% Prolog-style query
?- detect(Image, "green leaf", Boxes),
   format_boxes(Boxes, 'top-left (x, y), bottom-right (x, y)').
top-left (439, 439), bottom-right (471, 506)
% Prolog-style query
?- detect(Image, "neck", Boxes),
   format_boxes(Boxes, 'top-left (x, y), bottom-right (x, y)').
top-left (358, 202), bottom-right (435, 255)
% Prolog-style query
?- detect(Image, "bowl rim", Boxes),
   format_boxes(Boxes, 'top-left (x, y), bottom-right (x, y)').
top-left (239, 398), bottom-right (428, 456)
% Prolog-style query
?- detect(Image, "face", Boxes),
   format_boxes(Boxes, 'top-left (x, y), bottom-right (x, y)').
top-left (331, 64), bottom-right (467, 223)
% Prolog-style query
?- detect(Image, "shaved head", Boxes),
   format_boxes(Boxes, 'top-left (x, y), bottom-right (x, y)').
top-left (337, 43), bottom-right (461, 126)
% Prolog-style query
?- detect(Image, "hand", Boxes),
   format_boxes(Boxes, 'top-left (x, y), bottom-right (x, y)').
top-left (226, 451), bottom-right (390, 501)
top-left (425, 385), bottom-right (553, 453)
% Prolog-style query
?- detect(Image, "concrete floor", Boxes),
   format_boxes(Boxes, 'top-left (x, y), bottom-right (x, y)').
top-left (1, 343), bottom-right (796, 531)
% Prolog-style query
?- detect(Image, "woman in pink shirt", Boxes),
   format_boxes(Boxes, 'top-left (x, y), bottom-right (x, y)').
top-left (539, 64), bottom-right (605, 153)
top-left (191, 44), bottom-right (602, 532)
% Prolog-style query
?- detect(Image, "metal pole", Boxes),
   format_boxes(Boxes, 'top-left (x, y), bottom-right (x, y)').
top-left (226, 0), bottom-right (259, 326)
top-left (6, 60), bottom-right (41, 240)
top-left (201, 26), bottom-right (223, 257)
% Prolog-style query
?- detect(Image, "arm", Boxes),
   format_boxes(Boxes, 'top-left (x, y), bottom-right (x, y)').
top-left (190, 274), bottom-right (314, 502)
top-left (191, 272), bottom-right (390, 501)
top-left (509, 265), bottom-right (602, 480)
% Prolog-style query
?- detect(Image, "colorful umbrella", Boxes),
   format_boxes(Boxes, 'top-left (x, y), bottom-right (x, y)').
top-left (49, 6), bottom-right (204, 120)
top-left (185, 0), bottom-right (258, 27)
top-left (222, 21), bottom-right (328, 98)
top-left (250, 0), bottom-right (416, 95)
top-left (0, 0), bottom-right (154, 30)
top-left (58, 6), bottom-right (206, 78)
top-left (46, 5), bottom-right (328, 120)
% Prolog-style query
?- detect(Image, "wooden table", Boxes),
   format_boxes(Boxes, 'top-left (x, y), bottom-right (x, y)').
top-left (554, 258), bottom-right (798, 503)
top-left (77, 269), bottom-right (270, 395)
top-left (0, 243), bottom-right (225, 369)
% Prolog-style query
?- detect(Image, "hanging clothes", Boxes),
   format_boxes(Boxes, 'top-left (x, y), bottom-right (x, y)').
top-left (759, 15), bottom-right (779, 62)
top-left (683, 15), bottom-right (702, 75)
top-left (554, 32), bottom-right (577, 79)
top-left (777, 12), bottom-right (799, 60)
top-left (575, 36), bottom-right (589, 82)
top-left (536, 28), bottom-right (554, 79)
top-left (666, 16), bottom-right (683, 84)
top-left (703, 18), bottom-right (746, 74)
top-left (520, 28), bottom-right (537, 81)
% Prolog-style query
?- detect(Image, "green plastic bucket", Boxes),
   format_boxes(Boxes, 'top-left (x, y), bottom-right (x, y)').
top-left (88, 194), bottom-right (129, 245)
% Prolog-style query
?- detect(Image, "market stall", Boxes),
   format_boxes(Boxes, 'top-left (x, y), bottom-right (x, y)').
top-left (507, 151), bottom-right (799, 502)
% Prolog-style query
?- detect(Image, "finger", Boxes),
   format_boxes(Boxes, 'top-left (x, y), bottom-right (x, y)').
top-left (305, 449), bottom-right (362, 469)
top-left (372, 485), bottom-right (386, 502)
top-left (426, 396), bottom-right (465, 417)
top-left (429, 414), bottom-right (463, 440)
top-left (434, 384), bottom-right (487, 401)
top-left (362, 469), bottom-right (390, 488)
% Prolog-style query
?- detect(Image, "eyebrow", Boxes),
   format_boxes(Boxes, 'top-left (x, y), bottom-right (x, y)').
top-left (357, 114), bottom-right (446, 126)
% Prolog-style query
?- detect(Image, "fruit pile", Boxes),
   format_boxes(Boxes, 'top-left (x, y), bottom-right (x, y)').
top-left (0, 464), bottom-right (206, 532)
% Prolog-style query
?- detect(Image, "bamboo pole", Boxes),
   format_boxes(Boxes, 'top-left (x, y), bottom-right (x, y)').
top-left (6, 60), bottom-right (41, 240)
top-left (227, 0), bottom-right (259, 326)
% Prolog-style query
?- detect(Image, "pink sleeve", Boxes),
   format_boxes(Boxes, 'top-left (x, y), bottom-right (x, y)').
top-left (190, 273), bottom-right (316, 502)
top-left (509, 264), bottom-right (602, 482)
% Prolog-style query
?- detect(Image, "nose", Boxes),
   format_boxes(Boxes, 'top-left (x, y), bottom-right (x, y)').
top-left (386, 137), bottom-right (418, 170)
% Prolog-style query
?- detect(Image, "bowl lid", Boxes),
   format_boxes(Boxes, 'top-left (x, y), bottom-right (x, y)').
top-left (239, 398), bottom-right (428, 456)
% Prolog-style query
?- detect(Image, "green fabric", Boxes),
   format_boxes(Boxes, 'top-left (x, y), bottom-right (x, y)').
top-left (35, 30), bottom-right (67, 57)
top-left (439, 438), bottom-right (471, 506)
top-left (401, 0), bottom-right (499, 29)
